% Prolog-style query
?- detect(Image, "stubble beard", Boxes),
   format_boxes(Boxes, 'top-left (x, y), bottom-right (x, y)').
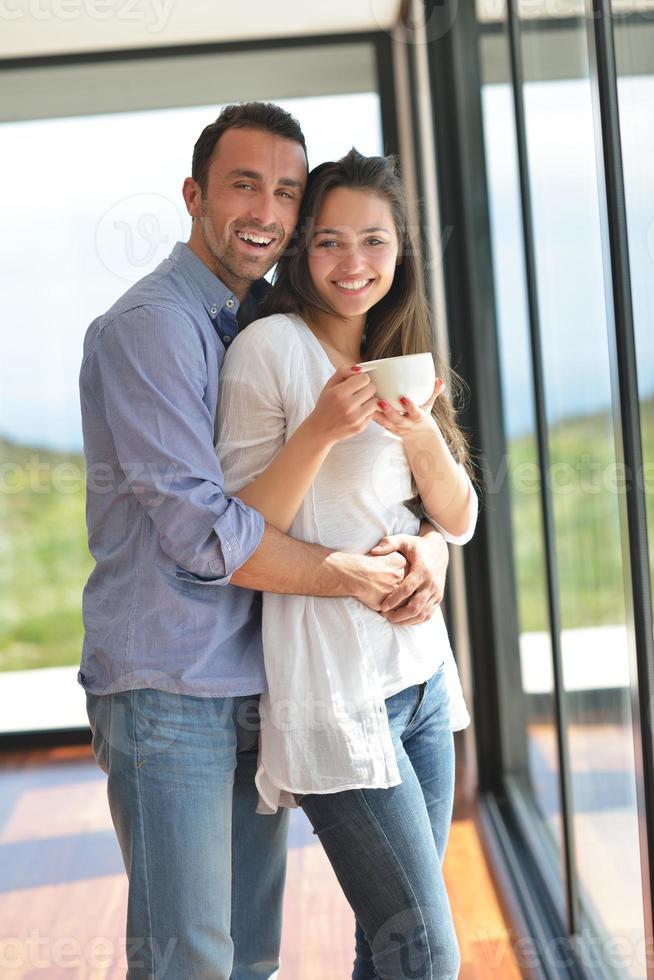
top-left (198, 206), bottom-right (284, 290)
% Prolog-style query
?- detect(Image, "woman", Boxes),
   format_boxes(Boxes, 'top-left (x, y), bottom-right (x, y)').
top-left (217, 149), bottom-right (477, 980)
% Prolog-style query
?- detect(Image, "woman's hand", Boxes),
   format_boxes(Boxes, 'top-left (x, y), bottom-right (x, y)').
top-left (373, 378), bottom-right (445, 439)
top-left (306, 365), bottom-right (378, 447)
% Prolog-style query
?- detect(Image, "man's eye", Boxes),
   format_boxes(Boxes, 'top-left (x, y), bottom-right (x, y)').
top-left (235, 183), bottom-right (255, 191)
top-left (277, 190), bottom-right (294, 199)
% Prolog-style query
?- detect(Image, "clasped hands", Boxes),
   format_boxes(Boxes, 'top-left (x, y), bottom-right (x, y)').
top-left (367, 525), bottom-right (449, 627)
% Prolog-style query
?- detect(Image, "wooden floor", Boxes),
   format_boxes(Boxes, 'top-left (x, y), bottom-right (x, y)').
top-left (0, 741), bottom-right (522, 979)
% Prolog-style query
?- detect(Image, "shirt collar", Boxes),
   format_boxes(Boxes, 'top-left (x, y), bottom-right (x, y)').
top-left (239, 276), bottom-right (270, 329)
top-left (171, 241), bottom-right (267, 325)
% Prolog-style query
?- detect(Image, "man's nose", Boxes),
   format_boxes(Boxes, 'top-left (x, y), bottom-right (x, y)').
top-left (246, 191), bottom-right (278, 230)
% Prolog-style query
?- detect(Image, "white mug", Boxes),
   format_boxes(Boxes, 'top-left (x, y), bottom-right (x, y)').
top-left (356, 352), bottom-right (436, 413)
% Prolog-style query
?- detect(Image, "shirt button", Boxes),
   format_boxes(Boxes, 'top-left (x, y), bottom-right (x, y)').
top-left (210, 304), bottom-right (218, 316)
top-left (223, 336), bottom-right (231, 345)
top-left (225, 299), bottom-right (235, 309)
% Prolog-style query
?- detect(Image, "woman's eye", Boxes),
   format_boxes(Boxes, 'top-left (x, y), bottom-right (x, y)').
top-left (317, 240), bottom-right (338, 248)
top-left (367, 238), bottom-right (385, 247)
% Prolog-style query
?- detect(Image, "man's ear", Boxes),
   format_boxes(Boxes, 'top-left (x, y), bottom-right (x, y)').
top-left (182, 177), bottom-right (202, 219)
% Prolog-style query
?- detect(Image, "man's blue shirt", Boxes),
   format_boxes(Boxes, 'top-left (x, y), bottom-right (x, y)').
top-left (78, 242), bottom-right (269, 697)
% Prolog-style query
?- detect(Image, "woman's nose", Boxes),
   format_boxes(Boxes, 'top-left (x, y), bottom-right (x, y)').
top-left (336, 247), bottom-right (367, 273)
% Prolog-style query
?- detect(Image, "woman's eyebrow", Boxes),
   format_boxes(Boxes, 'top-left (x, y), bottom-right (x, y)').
top-left (313, 226), bottom-right (391, 235)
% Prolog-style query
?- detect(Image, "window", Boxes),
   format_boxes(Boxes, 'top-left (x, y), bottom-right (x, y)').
top-left (0, 44), bottom-right (383, 734)
top-left (478, 7), bottom-right (649, 974)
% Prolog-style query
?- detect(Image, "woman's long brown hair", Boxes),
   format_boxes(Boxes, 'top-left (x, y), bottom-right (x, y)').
top-left (262, 148), bottom-right (474, 481)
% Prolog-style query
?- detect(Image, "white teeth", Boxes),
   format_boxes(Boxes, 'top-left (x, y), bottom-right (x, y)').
top-left (335, 279), bottom-right (370, 290)
top-left (236, 231), bottom-right (273, 245)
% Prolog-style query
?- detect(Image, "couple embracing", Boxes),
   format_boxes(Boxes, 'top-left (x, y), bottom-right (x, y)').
top-left (80, 100), bottom-right (477, 980)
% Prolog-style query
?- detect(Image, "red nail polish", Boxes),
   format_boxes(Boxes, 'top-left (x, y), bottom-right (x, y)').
top-left (378, 400), bottom-right (388, 410)
top-left (400, 396), bottom-right (409, 406)
top-left (351, 365), bottom-right (361, 372)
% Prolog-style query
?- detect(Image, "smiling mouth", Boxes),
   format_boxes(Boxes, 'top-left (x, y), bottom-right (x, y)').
top-left (234, 229), bottom-right (277, 250)
top-left (332, 278), bottom-right (374, 295)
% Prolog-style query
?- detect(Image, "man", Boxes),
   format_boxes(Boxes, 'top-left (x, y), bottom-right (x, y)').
top-left (80, 102), bottom-right (450, 979)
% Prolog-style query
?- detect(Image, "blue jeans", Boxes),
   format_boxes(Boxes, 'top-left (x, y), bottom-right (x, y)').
top-left (296, 665), bottom-right (459, 980)
top-left (86, 689), bottom-right (288, 980)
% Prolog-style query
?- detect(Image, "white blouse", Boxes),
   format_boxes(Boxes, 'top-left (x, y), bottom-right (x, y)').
top-left (216, 313), bottom-right (477, 814)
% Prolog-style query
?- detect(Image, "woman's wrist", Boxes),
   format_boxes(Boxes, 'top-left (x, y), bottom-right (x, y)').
top-left (399, 413), bottom-right (441, 445)
top-left (302, 412), bottom-right (337, 452)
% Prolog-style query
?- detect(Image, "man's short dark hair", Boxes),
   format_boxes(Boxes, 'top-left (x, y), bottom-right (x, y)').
top-left (192, 102), bottom-right (308, 193)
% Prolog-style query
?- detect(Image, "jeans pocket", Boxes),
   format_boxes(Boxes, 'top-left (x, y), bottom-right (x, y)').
top-left (87, 693), bottom-right (112, 774)
top-left (407, 682), bottom-right (427, 728)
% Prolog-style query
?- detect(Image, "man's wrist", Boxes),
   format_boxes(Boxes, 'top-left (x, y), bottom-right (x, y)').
top-left (323, 550), bottom-right (367, 600)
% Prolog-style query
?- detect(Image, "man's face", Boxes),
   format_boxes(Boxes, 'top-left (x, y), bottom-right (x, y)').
top-left (185, 127), bottom-right (307, 294)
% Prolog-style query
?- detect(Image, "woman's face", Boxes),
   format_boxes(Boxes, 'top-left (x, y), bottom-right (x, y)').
top-left (307, 187), bottom-right (399, 320)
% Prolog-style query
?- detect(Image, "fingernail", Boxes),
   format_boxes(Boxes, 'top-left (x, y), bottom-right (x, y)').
top-left (400, 396), bottom-right (409, 406)
top-left (378, 400), bottom-right (388, 410)
top-left (351, 365), bottom-right (361, 372)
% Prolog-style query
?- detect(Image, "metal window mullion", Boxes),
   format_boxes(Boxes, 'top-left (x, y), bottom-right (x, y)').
top-left (584, 1), bottom-right (654, 967)
top-left (505, 1), bottom-right (580, 938)
top-left (399, 0), bottom-right (481, 794)
top-left (424, 0), bottom-right (515, 796)
top-left (374, 32), bottom-right (401, 158)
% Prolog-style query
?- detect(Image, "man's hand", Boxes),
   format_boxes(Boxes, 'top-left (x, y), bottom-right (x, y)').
top-left (337, 551), bottom-right (408, 611)
top-left (367, 525), bottom-right (449, 626)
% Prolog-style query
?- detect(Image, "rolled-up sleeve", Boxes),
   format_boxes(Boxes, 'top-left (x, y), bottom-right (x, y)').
top-left (87, 304), bottom-right (264, 583)
top-left (422, 465), bottom-right (479, 545)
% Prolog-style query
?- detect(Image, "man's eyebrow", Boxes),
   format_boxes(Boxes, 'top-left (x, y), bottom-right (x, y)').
top-left (226, 169), bottom-right (262, 181)
top-left (226, 168), bottom-right (303, 189)
top-left (313, 226), bottom-right (392, 235)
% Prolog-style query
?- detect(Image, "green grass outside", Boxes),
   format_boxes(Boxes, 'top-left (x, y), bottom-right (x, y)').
top-left (508, 397), bottom-right (654, 632)
top-left (0, 440), bottom-right (92, 671)
top-left (1, 398), bottom-right (653, 672)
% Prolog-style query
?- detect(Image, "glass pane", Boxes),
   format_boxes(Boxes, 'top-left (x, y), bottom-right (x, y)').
top-left (479, 21), bottom-right (565, 914)
top-left (0, 89), bottom-right (383, 734)
top-left (518, 5), bottom-right (646, 973)
top-left (612, 7), bottom-right (654, 647)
